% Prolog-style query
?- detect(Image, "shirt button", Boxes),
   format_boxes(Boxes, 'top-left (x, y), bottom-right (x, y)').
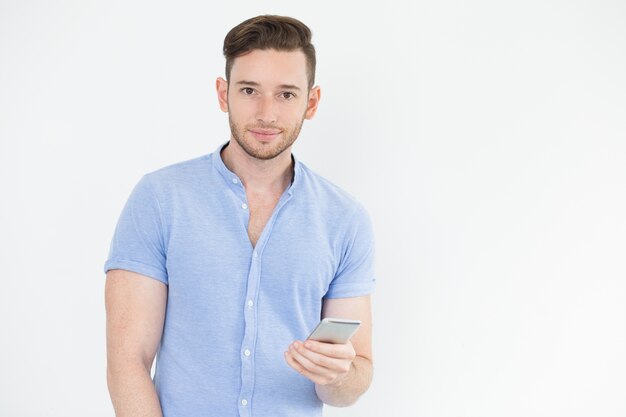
top-left (241, 203), bottom-right (248, 209)
top-left (244, 349), bottom-right (251, 357)
top-left (232, 178), bottom-right (238, 184)
top-left (253, 251), bottom-right (258, 258)
top-left (241, 399), bottom-right (248, 406)
top-left (247, 299), bottom-right (254, 308)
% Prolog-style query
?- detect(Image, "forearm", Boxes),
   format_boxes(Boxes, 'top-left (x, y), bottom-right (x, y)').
top-left (107, 363), bottom-right (163, 417)
top-left (315, 355), bottom-right (373, 407)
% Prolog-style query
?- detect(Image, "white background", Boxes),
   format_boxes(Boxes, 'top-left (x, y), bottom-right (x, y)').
top-left (1, 1), bottom-right (625, 416)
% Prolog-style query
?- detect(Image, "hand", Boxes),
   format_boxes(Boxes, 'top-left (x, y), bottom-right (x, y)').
top-left (284, 339), bottom-right (356, 386)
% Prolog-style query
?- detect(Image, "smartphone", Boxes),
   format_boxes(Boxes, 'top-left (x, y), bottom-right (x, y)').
top-left (306, 318), bottom-right (361, 344)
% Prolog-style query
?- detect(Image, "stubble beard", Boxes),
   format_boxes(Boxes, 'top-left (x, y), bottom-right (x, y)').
top-left (228, 114), bottom-right (305, 161)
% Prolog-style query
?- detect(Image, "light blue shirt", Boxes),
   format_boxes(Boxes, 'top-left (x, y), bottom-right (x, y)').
top-left (104, 143), bottom-right (376, 417)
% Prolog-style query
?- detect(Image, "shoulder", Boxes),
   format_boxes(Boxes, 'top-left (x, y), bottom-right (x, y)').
top-left (295, 161), bottom-right (370, 222)
top-left (137, 154), bottom-right (213, 195)
top-left (121, 154), bottom-right (215, 212)
top-left (144, 154), bottom-right (211, 184)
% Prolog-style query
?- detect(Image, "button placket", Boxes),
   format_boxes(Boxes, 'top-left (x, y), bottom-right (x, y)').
top-left (238, 248), bottom-right (260, 414)
top-left (237, 190), bottom-right (293, 415)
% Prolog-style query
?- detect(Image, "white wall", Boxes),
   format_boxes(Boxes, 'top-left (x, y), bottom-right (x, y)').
top-left (1, 1), bottom-right (625, 416)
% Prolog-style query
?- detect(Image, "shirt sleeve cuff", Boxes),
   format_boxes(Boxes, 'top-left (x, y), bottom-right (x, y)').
top-left (104, 259), bottom-right (168, 285)
top-left (323, 279), bottom-right (375, 299)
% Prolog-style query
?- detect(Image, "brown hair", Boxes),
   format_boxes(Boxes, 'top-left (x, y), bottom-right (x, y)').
top-left (223, 15), bottom-right (316, 89)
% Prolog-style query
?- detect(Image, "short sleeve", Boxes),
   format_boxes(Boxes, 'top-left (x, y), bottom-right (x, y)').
top-left (103, 175), bottom-right (168, 285)
top-left (325, 205), bottom-right (376, 298)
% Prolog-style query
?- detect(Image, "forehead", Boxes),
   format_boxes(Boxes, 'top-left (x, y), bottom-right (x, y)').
top-left (229, 49), bottom-right (308, 89)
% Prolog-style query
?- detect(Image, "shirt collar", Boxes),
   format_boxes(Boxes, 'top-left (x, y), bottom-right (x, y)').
top-left (211, 141), bottom-right (302, 195)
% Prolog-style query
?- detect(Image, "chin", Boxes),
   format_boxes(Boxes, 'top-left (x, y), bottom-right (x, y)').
top-left (240, 137), bottom-right (295, 161)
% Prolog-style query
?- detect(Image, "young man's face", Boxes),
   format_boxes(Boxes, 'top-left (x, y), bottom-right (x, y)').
top-left (217, 49), bottom-right (320, 160)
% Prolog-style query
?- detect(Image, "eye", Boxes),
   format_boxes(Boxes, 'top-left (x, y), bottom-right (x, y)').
top-left (241, 87), bottom-right (255, 95)
top-left (280, 92), bottom-right (296, 100)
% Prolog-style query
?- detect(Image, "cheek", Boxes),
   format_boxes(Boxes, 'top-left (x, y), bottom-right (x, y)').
top-left (227, 100), bottom-right (253, 119)
top-left (285, 104), bottom-right (308, 120)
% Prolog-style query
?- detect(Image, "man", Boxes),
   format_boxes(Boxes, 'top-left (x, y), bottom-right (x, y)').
top-left (104, 15), bottom-right (376, 417)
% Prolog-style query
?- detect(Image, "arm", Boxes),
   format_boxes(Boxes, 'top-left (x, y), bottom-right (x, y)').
top-left (105, 269), bottom-right (168, 417)
top-left (284, 295), bottom-right (373, 407)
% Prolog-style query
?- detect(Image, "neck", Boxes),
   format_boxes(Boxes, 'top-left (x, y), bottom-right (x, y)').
top-left (221, 139), bottom-right (294, 193)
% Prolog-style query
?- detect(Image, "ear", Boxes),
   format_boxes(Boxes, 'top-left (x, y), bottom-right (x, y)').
top-left (216, 77), bottom-right (229, 113)
top-left (304, 86), bottom-right (321, 120)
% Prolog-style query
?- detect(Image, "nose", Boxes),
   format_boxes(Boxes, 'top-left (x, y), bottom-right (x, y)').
top-left (255, 95), bottom-right (277, 125)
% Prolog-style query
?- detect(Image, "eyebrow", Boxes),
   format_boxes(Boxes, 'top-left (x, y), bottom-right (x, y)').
top-left (235, 80), bottom-right (302, 91)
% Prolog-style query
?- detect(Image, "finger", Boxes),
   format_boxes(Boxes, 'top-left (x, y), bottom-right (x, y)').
top-left (288, 342), bottom-right (330, 375)
top-left (304, 339), bottom-right (355, 360)
top-left (284, 350), bottom-right (328, 385)
top-left (291, 341), bottom-right (346, 371)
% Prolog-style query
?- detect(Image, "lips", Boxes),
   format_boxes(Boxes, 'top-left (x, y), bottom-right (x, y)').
top-left (249, 128), bottom-right (282, 141)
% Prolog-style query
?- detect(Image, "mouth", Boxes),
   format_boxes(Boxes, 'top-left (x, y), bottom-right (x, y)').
top-left (249, 128), bottom-right (282, 142)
